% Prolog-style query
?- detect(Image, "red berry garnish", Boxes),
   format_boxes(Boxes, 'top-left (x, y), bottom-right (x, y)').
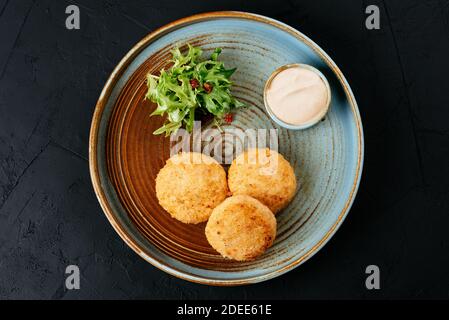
top-left (203, 82), bottom-right (213, 93)
top-left (224, 113), bottom-right (233, 123)
top-left (189, 79), bottom-right (199, 89)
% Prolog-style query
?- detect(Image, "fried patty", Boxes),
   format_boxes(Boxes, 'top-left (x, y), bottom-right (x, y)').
top-left (205, 195), bottom-right (276, 261)
top-left (155, 152), bottom-right (228, 224)
top-left (228, 148), bottom-right (297, 213)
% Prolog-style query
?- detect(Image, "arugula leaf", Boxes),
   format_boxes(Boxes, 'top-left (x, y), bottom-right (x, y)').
top-left (145, 44), bottom-right (245, 135)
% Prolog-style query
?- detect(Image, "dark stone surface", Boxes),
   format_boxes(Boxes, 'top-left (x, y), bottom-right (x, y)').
top-left (0, 0), bottom-right (448, 299)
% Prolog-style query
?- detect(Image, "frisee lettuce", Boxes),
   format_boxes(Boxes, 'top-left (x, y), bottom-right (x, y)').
top-left (145, 44), bottom-right (245, 136)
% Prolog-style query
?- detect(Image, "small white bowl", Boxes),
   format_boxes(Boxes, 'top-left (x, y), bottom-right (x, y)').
top-left (263, 63), bottom-right (331, 130)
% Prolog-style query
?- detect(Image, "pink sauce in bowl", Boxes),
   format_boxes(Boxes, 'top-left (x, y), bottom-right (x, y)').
top-left (264, 64), bottom-right (331, 130)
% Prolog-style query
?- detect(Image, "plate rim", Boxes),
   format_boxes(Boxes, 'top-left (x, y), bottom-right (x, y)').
top-left (89, 11), bottom-right (364, 286)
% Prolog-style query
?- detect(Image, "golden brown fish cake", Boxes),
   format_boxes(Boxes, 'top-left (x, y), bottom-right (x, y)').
top-left (228, 148), bottom-right (297, 213)
top-left (155, 152), bottom-right (228, 224)
top-left (205, 195), bottom-right (276, 261)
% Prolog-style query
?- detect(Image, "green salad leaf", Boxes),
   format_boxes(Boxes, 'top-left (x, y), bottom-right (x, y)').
top-left (145, 44), bottom-right (245, 136)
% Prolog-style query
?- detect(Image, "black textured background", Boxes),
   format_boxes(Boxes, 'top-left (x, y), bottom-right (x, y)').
top-left (0, 0), bottom-right (448, 299)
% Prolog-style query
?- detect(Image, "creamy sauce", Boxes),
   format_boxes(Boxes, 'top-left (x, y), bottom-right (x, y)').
top-left (266, 66), bottom-right (329, 126)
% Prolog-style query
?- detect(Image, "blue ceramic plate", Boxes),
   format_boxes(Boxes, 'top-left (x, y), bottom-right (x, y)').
top-left (90, 11), bottom-right (364, 285)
